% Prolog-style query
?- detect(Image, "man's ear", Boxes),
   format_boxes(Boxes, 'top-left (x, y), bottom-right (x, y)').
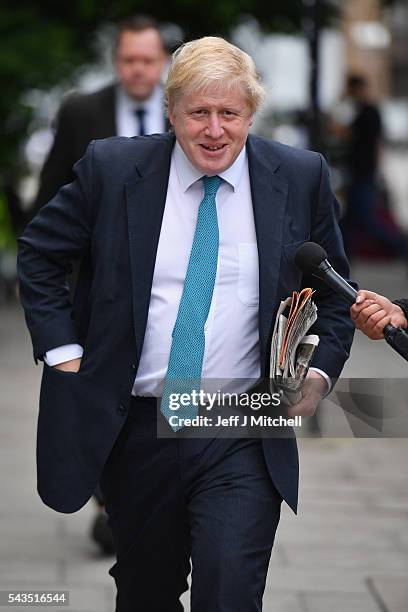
top-left (167, 98), bottom-right (175, 126)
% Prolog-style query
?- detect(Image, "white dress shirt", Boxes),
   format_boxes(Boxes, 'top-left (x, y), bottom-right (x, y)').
top-left (132, 142), bottom-right (260, 396)
top-left (45, 141), bottom-right (330, 394)
top-left (115, 84), bottom-right (165, 137)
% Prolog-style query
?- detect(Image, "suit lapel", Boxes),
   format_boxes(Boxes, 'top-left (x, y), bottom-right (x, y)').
top-left (247, 135), bottom-right (289, 371)
top-left (125, 133), bottom-right (175, 358)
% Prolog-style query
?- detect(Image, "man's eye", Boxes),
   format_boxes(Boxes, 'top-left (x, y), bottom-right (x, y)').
top-left (192, 110), bottom-right (206, 116)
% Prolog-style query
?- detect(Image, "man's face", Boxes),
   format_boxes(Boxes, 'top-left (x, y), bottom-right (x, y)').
top-left (168, 86), bottom-right (253, 175)
top-left (114, 29), bottom-right (167, 101)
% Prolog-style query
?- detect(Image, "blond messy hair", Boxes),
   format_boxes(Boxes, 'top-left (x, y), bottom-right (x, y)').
top-left (165, 36), bottom-right (265, 115)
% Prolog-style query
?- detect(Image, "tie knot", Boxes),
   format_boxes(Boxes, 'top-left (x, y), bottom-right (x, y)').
top-left (134, 108), bottom-right (146, 119)
top-left (202, 175), bottom-right (222, 197)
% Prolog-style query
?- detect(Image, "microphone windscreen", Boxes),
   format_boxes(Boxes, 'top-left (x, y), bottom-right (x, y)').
top-left (294, 242), bottom-right (328, 273)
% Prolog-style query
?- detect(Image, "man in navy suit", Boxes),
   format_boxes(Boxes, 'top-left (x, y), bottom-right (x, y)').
top-left (18, 36), bottom-right (355, 611)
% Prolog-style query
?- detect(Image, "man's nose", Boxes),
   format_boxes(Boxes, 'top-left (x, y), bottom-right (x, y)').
top-left (205, 114), bottom-right (224, 139)
top-left (131, 59), bottom-right (146, 72)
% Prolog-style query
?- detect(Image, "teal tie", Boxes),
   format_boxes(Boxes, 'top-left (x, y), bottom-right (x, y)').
top-left (160, 175), bottom-right (222, 431)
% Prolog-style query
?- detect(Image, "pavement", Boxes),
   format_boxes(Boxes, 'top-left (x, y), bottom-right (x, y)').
top-left (1, 260), bottom-right (407, 612)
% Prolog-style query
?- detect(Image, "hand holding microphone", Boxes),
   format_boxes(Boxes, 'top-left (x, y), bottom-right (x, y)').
top-left (295, 242), bottom-right (408, 362)
top-left (350, 290), bottom-right (407, 340)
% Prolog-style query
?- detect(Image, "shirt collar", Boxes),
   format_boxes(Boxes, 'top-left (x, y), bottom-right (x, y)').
top-left (116, 83), bottom-right (163, 114)
top-left (173, 140), bottom-right (247, 193)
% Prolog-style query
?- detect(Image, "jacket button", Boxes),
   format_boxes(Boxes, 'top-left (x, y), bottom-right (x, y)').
top-left (130, 363), bottom-right (137, 370)
top-left (117, 404), bottom-right (127, 416)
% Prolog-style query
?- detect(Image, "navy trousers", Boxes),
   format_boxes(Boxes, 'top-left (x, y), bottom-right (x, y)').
top-left (100, 396), bottom-right (283, 612)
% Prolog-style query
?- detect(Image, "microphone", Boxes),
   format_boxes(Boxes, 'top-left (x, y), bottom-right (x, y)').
top-left (294, 241), bottom-right (408, 362)
top-left (294, 242), bottom-right (357, 304)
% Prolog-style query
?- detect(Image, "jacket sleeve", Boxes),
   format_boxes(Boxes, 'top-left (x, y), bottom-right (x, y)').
top-left (17, 141), bottom-right (96, 362)
top-left (305, 153), bottom-right (357, 380)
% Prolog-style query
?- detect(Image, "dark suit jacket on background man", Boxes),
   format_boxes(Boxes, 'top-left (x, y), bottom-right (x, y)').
top-left (34, 85), bottom-right (118, 209)
top-left (32, 84), bottom-right (170, 217)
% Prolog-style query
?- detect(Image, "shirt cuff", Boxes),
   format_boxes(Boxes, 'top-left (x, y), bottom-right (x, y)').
top-left (309, 367), bottom-right (332, 397)
top-left (44, 344), bottom-right (84, 366)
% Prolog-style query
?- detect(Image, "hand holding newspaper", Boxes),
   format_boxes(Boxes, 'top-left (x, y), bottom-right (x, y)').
top-left (270, 288), bottom-right (319, 404)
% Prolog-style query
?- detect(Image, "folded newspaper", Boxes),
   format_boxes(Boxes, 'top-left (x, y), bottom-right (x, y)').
top-left (270, 288), bottom-right (319, 402)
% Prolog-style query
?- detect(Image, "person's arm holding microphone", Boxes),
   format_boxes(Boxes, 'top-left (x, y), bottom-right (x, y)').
top-left (350, 291), bottom-right (408, 339)
top-left (293, 242), bottom-right (408, 360)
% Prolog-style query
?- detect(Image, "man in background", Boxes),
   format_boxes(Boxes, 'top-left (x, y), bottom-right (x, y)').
top-left (30, 14), bottom-right (169, 218)
top-left (336, 74), bottom-right (408, 260)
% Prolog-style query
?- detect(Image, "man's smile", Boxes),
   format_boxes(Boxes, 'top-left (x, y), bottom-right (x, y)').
top-left (199, 143), bottom-right (228, 155)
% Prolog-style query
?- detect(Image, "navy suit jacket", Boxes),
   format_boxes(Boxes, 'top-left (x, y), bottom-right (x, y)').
top-left (17, 132), bottom-right (355, 514)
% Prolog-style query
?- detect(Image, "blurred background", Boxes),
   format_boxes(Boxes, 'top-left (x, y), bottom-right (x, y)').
top-left (1, 1), bottom-right (408, 610)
